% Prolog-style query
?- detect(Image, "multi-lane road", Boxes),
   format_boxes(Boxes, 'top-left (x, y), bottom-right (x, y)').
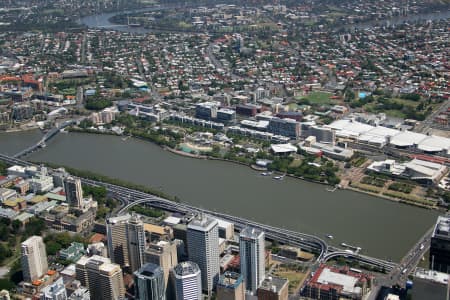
top-left (386, 226), bottom-right (434, 287)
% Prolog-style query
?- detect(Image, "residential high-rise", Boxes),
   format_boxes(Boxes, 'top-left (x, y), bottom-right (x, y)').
top-left (216, 272), bottom-right (245, 300)
top-left (430, 215), bottom-right (450, 273)
top-left (187, 214), bottom-right (219, 294)
top-left (127, 214), bottom-right (146, 272)
top-left (64, 176), bottom-right (83, 208)
top-left (40, 277), bottom-right (67, 300)
top-left (171, 261), bottom-right (202, 300)
top-left (86, 259), bottom-right (125, 300)
top-left (134, 263), bottom-right (165, 300)
top-left (21, 236), bottom-right (48, 282)
top-left (107, 214), bottom-right (131, 268)
top-left (239, 227), bottom-right (265, 294)
top-left (144, 240), bottom-right (178, 287)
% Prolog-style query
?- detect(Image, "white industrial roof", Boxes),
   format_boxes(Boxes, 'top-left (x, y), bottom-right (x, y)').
top-left (409, 158), bottom-right (445, 170)
top-left (317, 268), bottom-right (360, 294)
top-left (367, 126), bottom-right (399, 137)
top-left (357, 134), bottom-right (387, 145)
top-left (271, 144), bottom-right (298, 153)
top-left (326, 119), bottom-right (450, 153)
top-left (327, 119), bottom-right (374, 134)
top-left (417, 136), bottom-right (450, 152)
top-left (389, 131), bottom-right (427, 147)
top-left (164, 216), bottom-right (181, 225)
top-left (404, 159), bottom-right (446, 178)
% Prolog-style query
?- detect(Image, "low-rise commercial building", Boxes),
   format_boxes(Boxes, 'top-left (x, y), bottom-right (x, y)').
top-left (60, 242), bottom-right (86, 263)
top-left (367, 159), bottom-right (447, 185)
top-left (257, 276), bottom-right (288, 300)
top-left (302, 265), bottom-right (373, 300)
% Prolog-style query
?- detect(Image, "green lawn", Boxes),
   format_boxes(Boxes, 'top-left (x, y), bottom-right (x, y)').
top-left (298, 91), bottom-right (338, 105)
top-left (383, 109), bottom-right (407, 118)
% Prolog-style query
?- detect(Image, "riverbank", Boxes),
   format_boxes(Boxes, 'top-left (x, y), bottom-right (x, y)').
top-left (2, 125), bottom-right (41, 133)
top-left (31, 160), bottom-right (180, 203)
top-left (346, 185), bottom-right (439, 211)
top-left (89, 130), bottom-right (441, 210)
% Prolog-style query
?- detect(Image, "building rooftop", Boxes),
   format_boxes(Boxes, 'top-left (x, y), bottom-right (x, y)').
top-left (271, 143), bottom-right (298, 154)
top-left (216, 218), bottom-right (233, 229)
top-left (144, 223), bottom-right (168, 235)
top-left (240, 227), bottom-right (264, 239)
top-left (173, 261), bottom-right (200, 277)
top-left (316, 267), bottom-right (359, 294)
top-left (433, 215), bottom-right (450, 240)
top-left (415, 268), bottom-right (449, 285)
top-left (217, 272), bottom-right (243, 289)
top-left (307, 265), bottom-right (372, 296)
top-left (188, 214), bottom-right (218, 232)
top-left (107, 214), bottom-right (130, 224)
top-left (163, 216), bottom-right (181, 225)
top-left (14, 212), bottom-right (33, 222)
top-left (3, 197), bottom-right (25, 207)
top-left (98, 262), bottom-right (121, 275)
top-left (136, 263), bottom-right (163, 278)
top-left (259, 276), bottom-right (288, 294)
top-left (76, 255), bottom-right (110, 267)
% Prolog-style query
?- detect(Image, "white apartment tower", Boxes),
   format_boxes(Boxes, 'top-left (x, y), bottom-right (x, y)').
top-left (187, 214), bottom-right (219, 295)
top-left (239, 227), bottom-right (265, 294)
top-left (21, 236), bottom-right (48, 282)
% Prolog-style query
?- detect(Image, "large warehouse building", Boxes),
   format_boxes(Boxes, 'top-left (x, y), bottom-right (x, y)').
top-left (326, 119), bottom-right (450, 156)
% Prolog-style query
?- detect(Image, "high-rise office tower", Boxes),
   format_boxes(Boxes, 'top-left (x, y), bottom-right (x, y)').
top-left (430, 215), bottom-right (450, 273)
top-left (239, 227), bottom-right (265, 294)
top-left (86, 259), bottom-right (125, 300)
top-left (127, 214), bottom-right (146, 273)
top-left (144, 240), bottom-right (178, 287)
top-left (134, 263), bottom-right (165, 300)
top-left (107, 214), bottom-right (131, 267)
top-left (187, 214), bottom-right (219, 294)
top-left (40, 277), bottom-right (67, 300)
top-left (171, 261), bottom-right (202, 300)
top-left (64, 176), bottom-right (83, 208)
top-left (21, 236), bottom-right (48, 282)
